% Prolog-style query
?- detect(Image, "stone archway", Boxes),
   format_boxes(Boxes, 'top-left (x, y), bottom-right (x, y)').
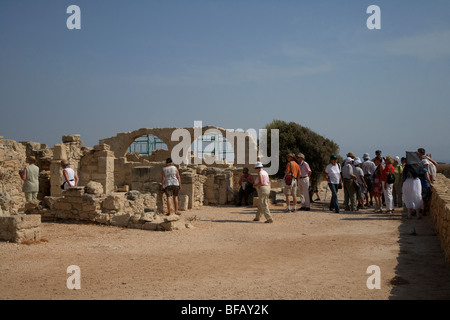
top-left (99, 126), bottom-right (259, 166)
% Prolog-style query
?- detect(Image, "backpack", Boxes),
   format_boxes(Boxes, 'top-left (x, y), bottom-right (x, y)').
top-left (285, 162), bottom-right (294, 186)
top-left (386, 167), bottom-right (395, 184)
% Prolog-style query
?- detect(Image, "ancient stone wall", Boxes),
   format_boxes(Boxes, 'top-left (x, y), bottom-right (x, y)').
top-left (26, 186), bottom-right (189, 231)
top-left (0, 214), bottom-right (41, 243)
top-left (430, 173), bottom-right (450, 263)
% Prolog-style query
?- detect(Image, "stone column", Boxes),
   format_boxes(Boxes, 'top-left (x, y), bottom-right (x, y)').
top-left (50, 143), bottom-right (66, 197)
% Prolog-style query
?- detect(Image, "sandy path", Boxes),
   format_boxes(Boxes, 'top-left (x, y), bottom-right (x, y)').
top-left (1, 194), bottom-right (450, 300)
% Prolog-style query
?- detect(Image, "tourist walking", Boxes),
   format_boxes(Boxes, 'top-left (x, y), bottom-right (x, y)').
top-left (296, 153), bottom-right (311, 211)
top-left (324, 155), bottom-right (342, 213)
top-left (253, 162), bottom-right (273, 223)
top-left (19, 156), bottom-right (39, 202)
top-left (61, 160), bottom-right (79, 190)
top-left (161, 157), bottom-right (181, 215)
top-left (382, 156), bottom-right (395, 213)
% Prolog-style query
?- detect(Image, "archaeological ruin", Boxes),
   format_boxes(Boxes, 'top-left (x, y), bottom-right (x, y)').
top-left (0, 126), bottom-right (274, 241)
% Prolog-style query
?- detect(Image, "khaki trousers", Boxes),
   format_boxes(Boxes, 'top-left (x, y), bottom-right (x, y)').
top-left (256, 185), bottom-right (272, 221)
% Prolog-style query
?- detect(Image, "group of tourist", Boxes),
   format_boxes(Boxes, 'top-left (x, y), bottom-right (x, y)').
top-left (232, 147), bottom-right (438, 223)
top-left (20, 147), bottom-right (437, 224)
top-left (19, 157), bottom-right (78, 202)
top-left (323, 148), bottom-right (437, 219)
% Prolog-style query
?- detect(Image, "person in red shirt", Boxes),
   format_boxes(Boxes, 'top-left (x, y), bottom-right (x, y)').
top-left (381, 156), bottom-right (395, 213)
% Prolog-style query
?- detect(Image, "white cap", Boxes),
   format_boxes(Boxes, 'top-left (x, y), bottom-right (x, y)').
top-left (354, 159), bottom-right (362, 166)
top-left (254, 161), bottom-right (263, 168)
top-left (345, 157), bottom-right (353, 163)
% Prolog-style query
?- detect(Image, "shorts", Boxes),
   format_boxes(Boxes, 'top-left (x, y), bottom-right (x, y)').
top-left (283, 179), bottom-right (297, 196)
top-left (164, 185), bottom-right (179, 197)
top-left (422, 187), bottom-right (431, 202)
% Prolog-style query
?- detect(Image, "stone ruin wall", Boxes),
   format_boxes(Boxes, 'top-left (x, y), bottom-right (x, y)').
top-left (430, 173), bottom-right (450, 263)
top-left (0, 127), bottom-right (260, 240)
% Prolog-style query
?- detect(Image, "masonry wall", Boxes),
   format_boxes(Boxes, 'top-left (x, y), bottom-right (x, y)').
top-left (430, 173), bottom-right (450, 264)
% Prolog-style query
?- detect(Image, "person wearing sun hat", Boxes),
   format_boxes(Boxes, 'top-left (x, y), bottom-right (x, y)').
top-left (252, 161), bottom-right (273, 223)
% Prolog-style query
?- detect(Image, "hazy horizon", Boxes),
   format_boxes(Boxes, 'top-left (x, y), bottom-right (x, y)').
top-left (1, 1), bottom-right (450, 163)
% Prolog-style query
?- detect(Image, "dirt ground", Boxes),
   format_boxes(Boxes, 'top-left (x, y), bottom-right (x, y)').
top-left (1, 187), bottom-right (450, 301)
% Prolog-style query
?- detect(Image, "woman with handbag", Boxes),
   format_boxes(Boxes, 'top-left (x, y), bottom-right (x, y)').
top-left (381, 156), bottom-right (395, 213)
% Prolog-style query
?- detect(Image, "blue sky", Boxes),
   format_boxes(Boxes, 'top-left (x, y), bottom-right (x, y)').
top-left (1, 0), bottom-right (450, 162)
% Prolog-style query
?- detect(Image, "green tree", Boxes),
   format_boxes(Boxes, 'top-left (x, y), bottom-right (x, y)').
top-left (265, 120), bottom-right (340, 190)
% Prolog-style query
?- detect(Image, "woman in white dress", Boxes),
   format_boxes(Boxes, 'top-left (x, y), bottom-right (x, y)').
top-left (402, 164), bottom-right (423, 219)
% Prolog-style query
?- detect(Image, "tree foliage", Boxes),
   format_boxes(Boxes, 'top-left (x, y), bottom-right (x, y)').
top-left (265, 120), bottom-right (340, 189)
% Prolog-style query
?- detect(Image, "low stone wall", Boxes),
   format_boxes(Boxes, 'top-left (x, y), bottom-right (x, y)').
top-left (26, 186), bottom-right (191, 232)
top-left (430, 173), bottom-right (450, 263)
top-left (0, 214), bottom-right (41, 243)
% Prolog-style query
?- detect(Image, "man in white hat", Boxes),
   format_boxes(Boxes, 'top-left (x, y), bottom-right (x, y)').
top-left (252, 162), bottom-right (273, 223)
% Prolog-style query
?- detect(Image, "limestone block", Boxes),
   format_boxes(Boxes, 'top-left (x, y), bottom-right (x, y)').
top-left (102, 194), bottom-right (124, 211)
top-left (178, 195), bottom-right (189, 211)
top-left (139, 212), bottom-right (154, 222)
top-left (95, 213), bottom-right (110, 224)
top-left (85, 181), bottom-right (104, 195)
top-left (110, 213), bottom-right (130, 227)
top-left (63, 187), bottom-right (85, 197)
top-left (62, 134), bottom-right (81, 143)
top-left (0, 214), bottom-right (41, 243)
top-left (53, 144), bottom-right (67, 160)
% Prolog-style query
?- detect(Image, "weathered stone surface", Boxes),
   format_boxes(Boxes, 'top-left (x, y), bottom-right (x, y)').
top-left (110, 213), bottom-right (130, 227)
top-left (85, 181), bottom-right (104, 195)
top-left (0, 214), bottom-right (41, 243)
top-left (102, 194), bottom-right (124, 211)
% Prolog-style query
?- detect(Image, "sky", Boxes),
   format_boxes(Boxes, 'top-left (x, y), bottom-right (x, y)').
top-left (1, 0), bottom-right (450, 163)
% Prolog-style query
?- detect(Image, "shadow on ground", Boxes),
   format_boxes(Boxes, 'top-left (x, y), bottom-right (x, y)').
top-left (389, 213), bottom-right (450, 300)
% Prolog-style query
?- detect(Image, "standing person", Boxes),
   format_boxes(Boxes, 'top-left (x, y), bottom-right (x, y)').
top-left (418, 164), bottom-right (433, 216)
top-left (283, 153), bottom-right (301, 212)
top-left (426, 154), bottom-right (437, 183)
top-left (353, 159), bottom-right (368, 210)
top-left (161, 157), bottom-right (181, 216)
top-left (393, 156), bottom-right (403, 208)
top-left (382, 156), bottom-right (395, 213)
top-left (253, 162), bottom-right (273, 223)
top-left (402, 153), bottom-right (423, 219)
top-left (342, 157), bottom-right (357, 212)
top-left (19, 156), bottom-right (39, 202)
top-left (296, 153), bottom-right (311, 211)
top-left (361, 153), bottom-right (376, 207)
top-left (61, 160), bottom-right (79, 190)
top-left (235, 167), bottom-right (255, 206)
top-left (372, 157), bottom-right (384, 213)
top-left (324, 155), bottom-right (342, 213)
